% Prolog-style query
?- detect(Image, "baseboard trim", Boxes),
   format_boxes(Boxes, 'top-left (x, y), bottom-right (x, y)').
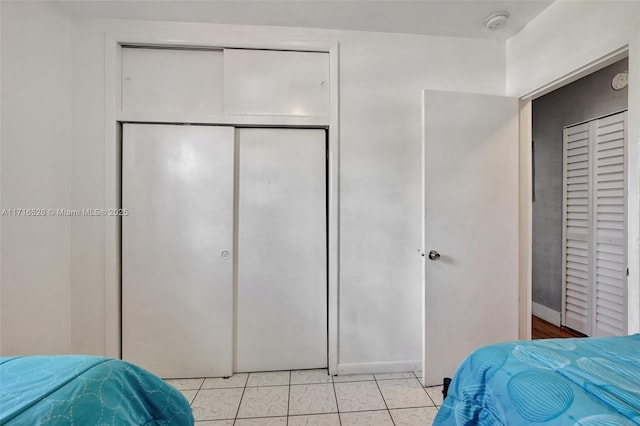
top-left (532, 302), bottom-right (561, 327)
top-left (337, 360), bottom-right (421, 375)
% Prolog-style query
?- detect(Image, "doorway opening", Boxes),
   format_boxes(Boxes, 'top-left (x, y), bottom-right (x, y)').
top-left (530, 58), bottom-right (629, 339)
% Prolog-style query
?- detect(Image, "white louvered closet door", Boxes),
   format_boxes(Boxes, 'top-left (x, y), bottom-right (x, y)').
top-left (593, 112), bottom-right (627, 336)
top-left (562, 111), bottom-right (627, 337)
top-left (563, 123), bottom-right (592, 336)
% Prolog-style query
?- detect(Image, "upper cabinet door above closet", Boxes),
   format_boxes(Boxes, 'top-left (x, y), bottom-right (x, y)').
top-left (122, 48), bottom-right (224, 116)
top-left (224, 49), bottom-right (329, 116)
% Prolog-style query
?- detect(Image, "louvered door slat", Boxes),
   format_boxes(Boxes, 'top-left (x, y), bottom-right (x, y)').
top-left (597, 172), bottom-right (624, 182)
top-left (598, 164), bottom-right (624, 174)
top-left (597, 147), bottom-right (624, 159)
top-left (597, 181), bottom-right (624, 190)
top-left (597, 274), bottom-right (625, 290)
top-left (568, 175), bottom-right (588, 184)
top-left (597, 289), bottom-right (623, 305)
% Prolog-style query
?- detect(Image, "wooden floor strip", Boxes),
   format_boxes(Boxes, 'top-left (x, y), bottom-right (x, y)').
top-left (532, 316), bottom-right (584, 339)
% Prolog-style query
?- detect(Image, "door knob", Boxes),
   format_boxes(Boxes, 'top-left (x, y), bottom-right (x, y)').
top-left (221, 250), bottom-right (230, 259)
top-left (428, 250), bottom-right (441, 261)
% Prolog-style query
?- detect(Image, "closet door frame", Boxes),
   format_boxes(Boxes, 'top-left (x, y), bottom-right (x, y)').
top-left (103, 32), bottom-right (340, 374)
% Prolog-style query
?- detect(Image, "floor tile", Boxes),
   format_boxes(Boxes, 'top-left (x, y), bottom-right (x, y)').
top-left (191, 388), bottom-right (243, 421)
top-left (377, 379), bottom-right (432, 409)
top-left (289, 383), bottom-right (338, 415)
top-left (180, 389), bottom-right (198, 405)
top-left (237, 386), bottom-right (289, 418)
top-left (288, 413), bottom-right (341, 426)
top-left (194, 420), bottom-right (234, 425)
top-left (234, 417), bottom-right (287, 425)
top-left (334, 381), bottom-right (386, 412)
top-left (246, 371), bottom-right (290, 387)
top-left (291, 369), bottom-right (332, 385)
top-left (202, 373), bottom-right (248, 389)
top-left (390, 407), bottom-right (439, 425)
top-left (340, 410), bottom-right (394, 425)
top-left (165, 378), bottom-right (204, 390)
top-left (374, 372), bottom-right (415, 380)
top-left (332, 374), bottom-right (375, 383)
top-left (425, 385), bottom-right (444, 406)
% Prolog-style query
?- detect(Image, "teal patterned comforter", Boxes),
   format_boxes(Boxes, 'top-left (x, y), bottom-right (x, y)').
top-left (0, 356), bottom-right (193, 425)
top-left (433, 334), bottom-right (640, 425)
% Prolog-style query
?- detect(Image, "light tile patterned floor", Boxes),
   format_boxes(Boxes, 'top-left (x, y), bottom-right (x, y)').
top-left (166, 370), bottom-right (442, 425)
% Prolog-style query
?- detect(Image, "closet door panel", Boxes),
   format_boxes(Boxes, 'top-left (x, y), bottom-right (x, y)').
top-left (122, 124), bottom-right (234, 378)
top-left (122, 48), bottom-right (224, 116)
top-left (594, 112), bottom-right (627, 336)
top-left (224, 49), bottom-right (330, 116)
top-left (563, 123), bottom-right (592, 335)
top-left (236, 128), bottom-right (327, 372)
top-left (563, 112), bottom-right (628, 337)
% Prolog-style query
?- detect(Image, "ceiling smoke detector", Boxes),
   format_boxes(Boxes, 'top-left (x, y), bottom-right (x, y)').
top-left (612, 72), bottom-right (629, 90)
top-left (485, 12), bottom-right (510, 31)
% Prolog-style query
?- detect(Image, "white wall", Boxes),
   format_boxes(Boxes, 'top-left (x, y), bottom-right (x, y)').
top-left (69, 19), bottom-right (107, 355)
top-left (507, 1), bottom-right (640, 334)
top-left (0, 1), bottom-right (74, 354)
top-left (69, 19), bottom-right (505, 370)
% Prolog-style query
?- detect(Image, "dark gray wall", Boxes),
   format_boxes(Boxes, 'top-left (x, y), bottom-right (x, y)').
top-left (532, 58), bottom-right (628, 313)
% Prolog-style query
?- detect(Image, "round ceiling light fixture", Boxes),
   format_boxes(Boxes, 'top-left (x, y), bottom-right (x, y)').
top-left (485, 12), bottom-right (510, 31)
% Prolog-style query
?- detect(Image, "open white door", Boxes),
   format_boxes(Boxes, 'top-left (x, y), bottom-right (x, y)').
top-left (422, 90), bottom-right (520, 386)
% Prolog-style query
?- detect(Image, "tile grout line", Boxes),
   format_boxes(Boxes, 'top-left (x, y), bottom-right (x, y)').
top-left (193, 377), bottom-right (205, 407)
top-left (233, 374), bottom-right (249, 424)
top-left (187, 377), bottom-right (205, 408)
top-left (373, 376), bottom-right (396, 426)
top-left (424, 388), bottom-right (438, 407)
top-left (416, 376), bottom-right (436, 403)
top-left (417, 377), bottom-right (439, 409)
top-left (331, 374), bottom-right (343, 426)
top-left (414, 371), bottom-right (440, 408)
top-left (338, 408), bottom-right (392, 414)
top-left (286, 370), bottom-right (291, 426)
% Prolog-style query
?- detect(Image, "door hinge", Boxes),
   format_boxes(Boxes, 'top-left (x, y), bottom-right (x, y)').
top-left (627, 267), bottom-right (630, 277)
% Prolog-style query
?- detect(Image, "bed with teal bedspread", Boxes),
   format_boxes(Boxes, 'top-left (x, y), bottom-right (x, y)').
top-left (433, 334), bottom-right (640, 425)
top-left (0, 355), bottom-right (193, 425)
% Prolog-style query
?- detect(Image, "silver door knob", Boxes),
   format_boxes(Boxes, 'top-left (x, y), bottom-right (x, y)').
top-left (221, 250), bottom-right (230, 259)
top-left (428, 250), bottom-right (441, 261)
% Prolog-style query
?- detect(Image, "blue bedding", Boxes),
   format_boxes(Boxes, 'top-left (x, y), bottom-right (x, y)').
top-left (433, 334), bottom-right (640, 425)
top-left (0, 355), bottom-right (193, 425)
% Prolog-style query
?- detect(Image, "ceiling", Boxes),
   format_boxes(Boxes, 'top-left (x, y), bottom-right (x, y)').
top-left (52, 0), bottom-right (554, 39)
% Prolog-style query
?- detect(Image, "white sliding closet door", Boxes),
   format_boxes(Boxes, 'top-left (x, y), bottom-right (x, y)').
top-left (122, 124), bottom-right (235, 378)
top-left (236, 128), bottom-right (327, 372)
top-left (562, 111), bottom-right (627, 337)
